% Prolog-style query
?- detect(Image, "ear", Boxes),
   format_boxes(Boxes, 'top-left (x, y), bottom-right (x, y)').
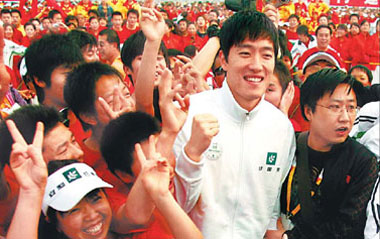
top-left (123, 65), bottom-right (132, 75)
top-left (219, 50), bottom-right (228, 72)
top-left (304, 105), bottom-right (313, 121)
top-left (34, 77), bottom-right (46, 88)
top-left (79, 113), bottom-right (97, 126)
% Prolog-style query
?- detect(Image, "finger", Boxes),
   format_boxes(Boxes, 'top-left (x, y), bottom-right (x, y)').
top-left (135, 143), bottom-right (147, 166)
top-left (152, 8), bottom-right (163, 22)
top-left (113, 86), bottom-right (121, 112)
top-left (147, 134), bottom-right (156, 159)
top-left (159, 68), bottom-right (172, 97)
top-left (176, 55), bottom-right (192, 64)
top-left (32, 122), bottom-right (44, 148)
top-left (6, 120), bottom-right (27, 146)
top-left (27, 145), bottom-right (46, 168)
top-left (98, 97), bottom-right (115, 119)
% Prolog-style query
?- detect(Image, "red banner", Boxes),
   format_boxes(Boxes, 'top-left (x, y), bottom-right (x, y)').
top-left (329, 0), bottom-right (380, 8)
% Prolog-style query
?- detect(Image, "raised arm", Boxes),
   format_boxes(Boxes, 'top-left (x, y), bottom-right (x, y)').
top-left (134, 7), bottom-right (166, 115)
top-left (6, 121), bottom-right (47, 239)
top-left (137, 140), bottom-right (203, 239)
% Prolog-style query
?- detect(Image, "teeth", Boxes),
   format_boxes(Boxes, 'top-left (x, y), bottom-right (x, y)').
top-left (85, 222), bottom-right (102, 234)
top-left (246, 77), bottom-right (262, 82)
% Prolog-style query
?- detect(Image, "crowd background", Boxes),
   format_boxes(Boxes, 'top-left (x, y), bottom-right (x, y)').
top-left (0, 0), bottom-right (379, 239)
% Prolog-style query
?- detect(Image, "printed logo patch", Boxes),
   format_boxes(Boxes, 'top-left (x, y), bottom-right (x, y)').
top-left (63, 168), bottom-right (82, 183)
top-left (266, 152), bottom-right (277, 165)
top-left (206, 142), bottom-right (222, 161)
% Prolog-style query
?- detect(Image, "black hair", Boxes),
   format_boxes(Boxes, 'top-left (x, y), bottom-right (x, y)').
top-left (219, 10), bottom-right (278, 61)
top-left (64, 62), bottom-right (122, 131)
top-left (168, 48), bottom-right (184, 57)
top-left (10, 9), bottom-right (21, 18)
top-left (121, 31), bottom-right (168, 73)
top-left (288, 14), bottom-right (300, 22)
top-left (349, 13), bottom-right (359, 21)
top-left (99, 28), bottom-right (120, 50)
top-left (67, 29), bottom-right (97, 52)
top-left (25, 34), bottom-right (83, 103)
top-left (100, 112), bottom-right (161, 176)
top-left (360, 19), bottom-right (369, 26)
top-left (1, 9), bottom-right (11, 16)
top-left (337, 24), bottom-right (348, 31)
top-left (348, 64), bottom-right (373, 84)
top-left (184, 45), bottom-right (197, 58)
top-left (300, 68), bottom-right (363, 121)
top-left (350, 22), bottom-right (360, 29)
top-left (178, 18), bottom-right (189, 24)
top-left (274, 60), bottom-right (291, 94)
top-left (24, 21), bottom-right (36, 31)
top-left (48, 9), bottom-right (61, 19)
top-left (328, 22), bottom-right (336, 30)
top-left (315, 24), bottom-right (332, 36)
top-left (112, 11), bottom-right (123, 18)
top-left (127, 8), bottom-right (139, 18)
top-left (296, 24), bottom-right (309, 35)
top-left (88, 9), bottom-right (99, 17)
top-left (64, 14), bottom-right (79, 26)
top-left (89, 16), bottom-right (98, 23)
top-left (0, 105), bottom-right (62, 167)
top-left (30, 18), bottom-right (41, 24)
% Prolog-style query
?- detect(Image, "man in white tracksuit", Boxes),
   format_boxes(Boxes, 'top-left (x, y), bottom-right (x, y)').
top-left (173, 10), bottom-right (296, 238)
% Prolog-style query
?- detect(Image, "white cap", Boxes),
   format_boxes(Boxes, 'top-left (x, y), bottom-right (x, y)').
top-left (302, 51), bottom-right (342, 73)
top-left (42, 163), bottom-right (113, 216)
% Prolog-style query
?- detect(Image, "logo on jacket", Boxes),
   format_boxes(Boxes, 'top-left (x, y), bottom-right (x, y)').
top-left (206, 142), bottom-right (222, 160)
top-left (266, 152), bottom-right (277, 165)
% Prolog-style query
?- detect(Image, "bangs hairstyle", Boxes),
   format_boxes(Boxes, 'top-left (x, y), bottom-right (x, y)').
top-left (219, 10), bottom-right (279, 61)
top-left (100, 112), bottom-right (161, 176)
top-left (300, 68), bottom-right (363, 121)
top-left (121, 31), bottom-right (168, 71)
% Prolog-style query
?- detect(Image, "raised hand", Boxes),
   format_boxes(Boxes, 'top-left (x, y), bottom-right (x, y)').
top-left (184, 114), bottom-right (219, 162)
top-left (6, 120), bottom-right (47, 193)
top-left (98, 85), bottom-right (135, 121)
top-left (279, 81), bottom-right (295, 115)
top-left (140, 7), bottom-right (166, 42)
top-left (263, 4), bottom-right (280, 29)
top-left (136, 135), bottom-right (171, 200)
top-left (159, 68), bottom-right (189, 134)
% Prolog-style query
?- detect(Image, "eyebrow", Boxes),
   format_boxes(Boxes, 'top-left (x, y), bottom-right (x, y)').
top-left (330, 99), bottom-right (356, 103)
top-left (236, 44), bottom-right (274, 51)
top-left (56, 132), bottom-right (74, 152)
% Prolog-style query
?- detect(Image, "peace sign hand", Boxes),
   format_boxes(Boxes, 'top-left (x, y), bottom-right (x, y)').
top-left (6, 120), bottom-right (47, 193)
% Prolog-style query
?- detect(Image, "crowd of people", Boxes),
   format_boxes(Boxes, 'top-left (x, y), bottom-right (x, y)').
top-left (0, 0), bottom-right (379, 239)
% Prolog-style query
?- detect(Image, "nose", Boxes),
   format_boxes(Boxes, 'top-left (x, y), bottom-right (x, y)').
top-left (338, 107), bottom-right (351, 122)
top-left (70, 142), bottom-right (84, 161)
top-left (248, 54), bottom-right (262, 72)
top-left (83, 204), bottom-right (99, 221)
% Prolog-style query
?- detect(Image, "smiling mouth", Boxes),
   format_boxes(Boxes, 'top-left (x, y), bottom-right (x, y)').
top-left (83, 222), bottom-right (103, 236)
top-left (336, 127), bottom-right (348, 132)
top-left (244, 77), bottom-right (263, 83)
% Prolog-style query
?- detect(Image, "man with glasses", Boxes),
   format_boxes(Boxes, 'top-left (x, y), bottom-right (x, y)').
top-left (280, 68), bottom-right (378, 239)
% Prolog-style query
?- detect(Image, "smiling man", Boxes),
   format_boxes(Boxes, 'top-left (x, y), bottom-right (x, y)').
top-left (173, 10), bottom-right (296, 238)
top-left (280, 68), bottom-right (378, 239)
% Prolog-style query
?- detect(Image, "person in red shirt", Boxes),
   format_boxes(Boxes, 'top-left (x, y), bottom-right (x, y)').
top-left (286, 14), bottom-right (300, 45)
top-left (123, 9), bottom-right (140, 42)
top-left (162, 19), bottom-right (182, 51)
top-left (21, 22), bottom-right (37, 47)
top-left (111, 11), bottom-right (129, 44)
top-left (87, 16), bottom-right (105, 38)
top-left (330, 24), bottom-right (349, 56)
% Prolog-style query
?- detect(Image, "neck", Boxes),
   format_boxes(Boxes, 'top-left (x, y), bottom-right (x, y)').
top-left (84, 126), bottom-right (104, 151)
top-left (307, 131), bottom-right (332, 152)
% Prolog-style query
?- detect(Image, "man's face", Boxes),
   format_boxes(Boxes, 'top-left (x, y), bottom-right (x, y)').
top-left (318, 16), bottom-right (328, 26)
top-left (112, 15), bottom-right (123, 29)
top-left (42, 122), bottom-right (84, 162)
top-left (178, 21), bottom-right (188, 33)
top-left (289, 17), bottom-right (299, 29)
top-left (42, 66), bottom-right (72, 109)
top-left (94, 75), bottom-right (135, 125)
top-left (220, 37), bottom-right (275, 111)
top-left (350, 68), bottom-right (370, 86)
top-left (208, 12), bottom-right (218, 21)
top-left (127, 13), bottom-right (138, 27)
top-left (336, 28), bottom-right (346, 38)
top-left (350, 16), bottom-right (359, 24)
top-left (98, 35), bottom-right (115, 62)
top-left (298, 33), bottom-right (309, 44)
top-left (188, 24), bottom-right (196, 35)
top-left (350, 25), bottom-right (360, 35)
top-left (42, 18), bottom-right (52, 30)
top-left (360, 21), bottom-right (370, 33)
top-left (305, 83), bottom-right (357, 151)
top-left (127, 53), bottom-right (167, 85)
top-left (11, 12), bottom-right (21, 27)
top-left (1, 13), bottom-right (12, 24)
top-left (316, 28), bottom-right (331, 50)
top-left (90, 19), bottom-right (99, 30)
top-left (52, 13), bottom-right (63, 24)
top-left (303, 61), bottom-right (336, 81)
